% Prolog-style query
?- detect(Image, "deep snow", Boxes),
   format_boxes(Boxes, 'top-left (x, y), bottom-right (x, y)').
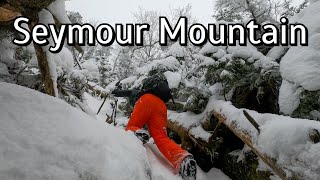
top-left (0, 82), bottom-right (230, 180)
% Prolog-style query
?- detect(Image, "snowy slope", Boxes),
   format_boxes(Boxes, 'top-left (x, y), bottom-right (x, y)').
top-left (0, 83), bottom-right (230, 180)
top-left (0, 82), bottom-right (151, 180)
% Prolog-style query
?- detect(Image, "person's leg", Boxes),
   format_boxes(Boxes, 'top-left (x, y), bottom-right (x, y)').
top-left (151, 131), bottom-right (190, 171)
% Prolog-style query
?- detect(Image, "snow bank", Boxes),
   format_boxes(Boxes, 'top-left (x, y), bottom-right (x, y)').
top-left (0, 82), bottom-right (151, 180)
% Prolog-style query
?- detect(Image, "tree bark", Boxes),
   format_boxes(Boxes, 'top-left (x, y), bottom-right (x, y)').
top-left (30, 21), bottom-right (56, 96)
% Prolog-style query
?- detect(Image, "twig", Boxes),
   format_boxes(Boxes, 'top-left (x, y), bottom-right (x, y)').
top-left (243, 110), bottom-right (260, 133)
top-left (97, 96), bottom-right (107, 114)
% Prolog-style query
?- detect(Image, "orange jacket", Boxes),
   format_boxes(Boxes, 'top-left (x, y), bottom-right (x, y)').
top-left (126, 93), bottom-right (190, 171)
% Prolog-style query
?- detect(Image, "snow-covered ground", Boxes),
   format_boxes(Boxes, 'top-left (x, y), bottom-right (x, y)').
top-left (0, 82), bottom-right (230, 180)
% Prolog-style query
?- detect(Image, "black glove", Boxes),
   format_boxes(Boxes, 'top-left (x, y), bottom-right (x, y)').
top-left (134, 129), bottom-right (150, 144)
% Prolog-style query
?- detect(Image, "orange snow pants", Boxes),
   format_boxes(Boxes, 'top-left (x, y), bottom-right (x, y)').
top-left (126, 93), bottom-right (190, 171)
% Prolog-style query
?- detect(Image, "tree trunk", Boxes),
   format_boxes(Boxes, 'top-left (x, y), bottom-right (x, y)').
top-left (30, 22), bottom-right (56, 96)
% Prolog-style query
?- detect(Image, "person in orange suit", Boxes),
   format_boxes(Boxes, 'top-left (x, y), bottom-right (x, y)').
top-left (125, 75), bottom-right (197, 180)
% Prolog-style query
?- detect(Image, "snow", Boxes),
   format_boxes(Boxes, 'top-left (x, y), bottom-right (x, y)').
top-left (209, 99), bottom-right (320, 179)
top-left (220, 70), bottom-right (232, 79)
top-left (38, 8), bottom-right (75, 96)
top-left (279, 80), bottom-right (304, 115)
top-left (0, 39), bottom-right (19, 68)
top-left (212, 49), bottom-right (227, 59)
top-left (164, 71), bottom-right (181, 89)
top-left (189, 126), bottom-right (212, 142)
top-left (0, 82), bottom-right (232, 180)
top-left (119, 76), bottom-right (139, 89)
top-left (266, 46), bottom-right (287, 60)
top-left (48, 0), bottom-right (72, 24)
top-left (169, 95), bottom-right (320, 179)
top-left (199, 43), bottom-right (226, 55)
top-left (253, 56), bottom-right (279, 71)
top-left (208, 83), bottom-right (223, 96)
top-left (137, 56), bottom-right (181, 75)
top-left (0, 82), bottom-right (151, 180)
top-left (278, 1), bottom-right (320, 114)
top-left (82, 59), bottom-right (99, 73)
top-left (81, 59), bottom-right (100, 81)
top-left (280, 0), bottom-right (320, 91)
top-left (227, 41), bottom-right (263, 60)
top-left (146, 143), bottom-right (230, 180)
top-left (280, 36), bottom-right (320, 91)
top-left (0, 62), bottom-right (9, 76)
top-left (166, 42), bottom-right (189, 58)
top-left (0, 62), bottom-right (12, 82)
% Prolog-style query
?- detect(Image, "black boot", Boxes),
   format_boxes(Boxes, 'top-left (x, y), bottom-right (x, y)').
top-left (179, 155), bottom-right (197, 180)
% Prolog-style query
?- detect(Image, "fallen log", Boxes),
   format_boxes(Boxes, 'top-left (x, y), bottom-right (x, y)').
top-left (167, 120), bottom-right (222, 154)
top-left (213, 111), bottom-right (298, 180)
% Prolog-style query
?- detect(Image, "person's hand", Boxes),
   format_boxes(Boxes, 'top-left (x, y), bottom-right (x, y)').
top-left (134, 129), bottom-right (150, 144)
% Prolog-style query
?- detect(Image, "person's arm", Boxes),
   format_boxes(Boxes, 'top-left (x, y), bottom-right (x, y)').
top-left (126, 95), bottom-right (152, 132)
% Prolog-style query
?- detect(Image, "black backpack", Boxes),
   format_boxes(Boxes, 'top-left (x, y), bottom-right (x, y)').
top-left (137, 74), bottom-right (173, 104)
top-left (112, 74), bottom-right (173, 106)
